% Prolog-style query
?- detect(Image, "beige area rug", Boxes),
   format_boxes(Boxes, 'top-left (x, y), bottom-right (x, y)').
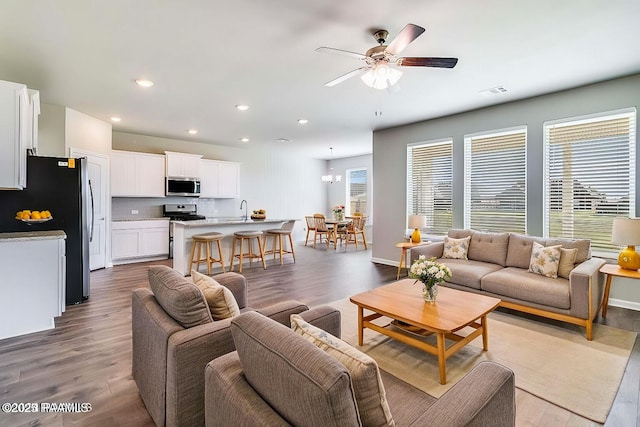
top-left (330, 298), bottom-right (636, 423)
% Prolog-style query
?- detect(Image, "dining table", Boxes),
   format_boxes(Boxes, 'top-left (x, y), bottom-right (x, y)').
top-left (324, 219), bottom-right (351, 250)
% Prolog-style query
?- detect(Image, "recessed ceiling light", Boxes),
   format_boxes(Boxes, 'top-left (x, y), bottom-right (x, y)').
top-left (236, 104), bottom-right (249, 111)
top-left (110, 116), bottom-right (121, 122)
top-left (297, 119), bottom-right (309, 124)
top-left (240, 137), bottom-right (250, 143)
top-left (275, 138), bottom-right (291, 143)
top-left (187, 129), bottom-right (198, 135)
top-left (135, 79), bottom-right (154, 88)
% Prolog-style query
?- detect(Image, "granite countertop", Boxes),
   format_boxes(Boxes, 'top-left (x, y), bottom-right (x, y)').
top-left (112, 217), bottom-right (170, 222)
top-left (0, 230), bottom-right (67, 242)
top-left (173, 218), bottom-right (296, 227)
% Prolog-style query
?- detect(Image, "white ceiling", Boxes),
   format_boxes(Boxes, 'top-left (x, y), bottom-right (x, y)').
top-left (1, 0), bottom-right (639, 159)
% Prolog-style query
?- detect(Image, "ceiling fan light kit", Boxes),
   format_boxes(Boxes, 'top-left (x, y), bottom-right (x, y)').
top-left (317, 23), bottom-right (458, 89)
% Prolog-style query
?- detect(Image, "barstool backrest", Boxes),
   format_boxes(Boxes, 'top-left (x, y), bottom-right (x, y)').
top-left (281, 220), bottom-right (295, 231)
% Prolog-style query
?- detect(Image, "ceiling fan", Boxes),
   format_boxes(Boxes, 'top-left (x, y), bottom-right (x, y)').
top-left (316, 23), bottom-right (458, 90)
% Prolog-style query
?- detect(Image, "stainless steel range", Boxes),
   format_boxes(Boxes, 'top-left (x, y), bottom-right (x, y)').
top-left (164, 204), bottom-right (205, 258)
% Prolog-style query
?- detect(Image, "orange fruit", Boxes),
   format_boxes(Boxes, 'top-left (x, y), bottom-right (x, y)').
top-left (31, 211), bottom-right (41, 220)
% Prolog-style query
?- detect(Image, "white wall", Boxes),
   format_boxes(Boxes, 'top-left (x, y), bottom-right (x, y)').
top-left (372, 73), bottom-right (640, 309)
top-left (65, 108), bottom-right (112, 155)
top-left (37, 103), bottom-right (65, 157)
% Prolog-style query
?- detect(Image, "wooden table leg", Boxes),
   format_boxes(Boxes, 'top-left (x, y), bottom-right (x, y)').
top-left (397, 248), bottom-right (406, 280)
top-left (481, 315), bottom-right (489, 350)
top-left (357, 306), bottom-right (364, 346)
top-left (602, 274), bottom-right (613, 318)
top-left (436, 332), bottom-right (447, 384)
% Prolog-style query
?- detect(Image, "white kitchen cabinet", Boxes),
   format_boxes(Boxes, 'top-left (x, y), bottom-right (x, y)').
top-left (200, 159), bottom-right (240, 198)
top-left (165, 151), bottom-right (202, 178)
top-left (0, 80), bottom-right (40, 190)
top-left (111, 150), bottom-right (165, 197)
top-left (111, 219), bottom-right (170, 264)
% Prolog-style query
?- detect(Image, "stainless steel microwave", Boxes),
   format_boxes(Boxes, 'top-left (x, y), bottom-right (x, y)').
top-left (166, 177), bottom-right (201, 197)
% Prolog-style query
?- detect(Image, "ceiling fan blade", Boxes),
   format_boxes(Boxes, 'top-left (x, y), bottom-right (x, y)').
top-left (385, 23), bottom-right (426, 56)
top-left (315, 47), bottom-right (366, 60)
top-left (399, 57), bottom-right (458, 68)
top-left (324, 67), bottom-right (368, 87)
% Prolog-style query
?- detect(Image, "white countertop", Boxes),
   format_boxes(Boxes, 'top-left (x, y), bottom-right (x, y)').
top-left (112, 217), bottom-right (170, 222)
top-left (172, 218), bottom-right (296, 227)
top-left (0, 230), bottom-right (67, 242)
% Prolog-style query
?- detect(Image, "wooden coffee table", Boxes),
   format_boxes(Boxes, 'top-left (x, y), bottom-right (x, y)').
top-left (350, 280), bottom-right (501, 384)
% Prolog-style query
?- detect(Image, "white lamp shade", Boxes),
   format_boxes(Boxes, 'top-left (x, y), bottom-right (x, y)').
top-left (408, 215), bottom-right (426, 229)
top-left (361, 63), bottom-right (402, 90)
top-left (612, 217), bottom-right (640, 245)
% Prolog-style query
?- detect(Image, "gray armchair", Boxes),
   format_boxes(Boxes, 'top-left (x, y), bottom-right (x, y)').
top-left (205, 311), bottom-right (516, 427)
top-left (131, 266), bottom-right (340, 427)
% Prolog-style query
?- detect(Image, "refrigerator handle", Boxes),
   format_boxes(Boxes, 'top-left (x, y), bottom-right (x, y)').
top-left (89, 178), bottom-right (95, 243)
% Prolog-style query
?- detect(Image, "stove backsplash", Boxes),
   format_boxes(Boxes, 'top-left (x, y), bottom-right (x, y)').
top-left (112, 197), bottom-right (236, 220)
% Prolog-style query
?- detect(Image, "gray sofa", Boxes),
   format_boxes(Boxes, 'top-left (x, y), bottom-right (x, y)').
top-left (411, 229), bottom-right (606, 340)
top-left (204, 311), bottom-right (516, 426)
top-left (132, 265), bottom-right (341, 427)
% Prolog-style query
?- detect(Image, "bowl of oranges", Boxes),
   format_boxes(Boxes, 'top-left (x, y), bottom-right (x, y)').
top-left (16, 209), bottom-right (53, 223)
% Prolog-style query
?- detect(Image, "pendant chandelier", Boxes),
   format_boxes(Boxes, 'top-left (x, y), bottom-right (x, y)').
top-left (322, 147), bottom-right (341, 184)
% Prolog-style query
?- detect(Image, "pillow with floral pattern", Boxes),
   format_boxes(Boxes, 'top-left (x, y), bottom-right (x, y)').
top-left (442, 236), bottom-right (471, 260)
top-left (528, 242), bottom-right (562, 278)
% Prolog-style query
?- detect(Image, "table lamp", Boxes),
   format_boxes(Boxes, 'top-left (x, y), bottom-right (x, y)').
top-left (611, 217), bottom-right (640, 270)
top-left (408, 215), bottom-right (427, 243)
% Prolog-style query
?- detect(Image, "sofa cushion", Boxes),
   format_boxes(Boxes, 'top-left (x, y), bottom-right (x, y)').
top-left (528, 242), bottom-right (562, 278)
top-left (230, 312), bottom-right (361, 427)
top-left (505, 233), bottom-right (547, 268)
top-left (468, 231), bottom-right (510, 266)
top-left (545, 237), bottom-right (591, 264)
top-left (558, 248), bottom-right (578, 279)
top-left (481, 267), bottom-right (570, 309)
top-left (442, 236), bottom-right (471, 260)
top-left (191, 270), bottom-right (241, 320)
top-left (448, 229), bottom-right (473, 239)
top-left (290, 314), bottom-right (394, 427)
top-left (148, 266), bottom-right (212, 328)
top-left (438, 258), bottom-right (504, 290)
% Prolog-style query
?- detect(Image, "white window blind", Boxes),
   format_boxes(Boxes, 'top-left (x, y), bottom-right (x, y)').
top-left (407, 139), bottom-right (453, 235)
top-left (464, 127), bottom-right (527, 233)
top-left (347, 168), bottom-right (367, 217)
top-left (543, 108), bottom-right (636, 254)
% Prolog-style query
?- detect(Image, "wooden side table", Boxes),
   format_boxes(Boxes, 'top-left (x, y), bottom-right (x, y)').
top-left (599, 263), bottom-right (640, 318)
top-left (395, 241), bottom-right (429, 280)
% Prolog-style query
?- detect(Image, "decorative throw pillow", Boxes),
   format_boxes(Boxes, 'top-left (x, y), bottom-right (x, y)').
top-left (290, 314), bottom-right (395, 427)
top-left (558, 247), bottom-right (578, 279)
top-left (528, 242), bottom-right (562, 279)
top-left (191, 270), bottom-right (240, 320)
top-left (442, 236), bottom-right (471, 260)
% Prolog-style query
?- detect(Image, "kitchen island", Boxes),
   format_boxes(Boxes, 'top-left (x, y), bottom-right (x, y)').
top-left (172, 218), bottom-right (297, 276)
top-left (0, 230), bottom-right (66, 339)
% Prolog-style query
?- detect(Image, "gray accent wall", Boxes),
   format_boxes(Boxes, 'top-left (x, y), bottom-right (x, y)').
top-left (372, 73), bottom-right (640, 309)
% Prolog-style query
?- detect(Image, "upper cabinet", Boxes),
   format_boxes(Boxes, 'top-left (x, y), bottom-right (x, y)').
top-left (165, 151), bottom-right (202, 179)
top-left (0, 80), bottom-right (40, 190)
top-left (111, 150), bottom-right (165, 197)
top-left (200, 159), bottom-right (240, 198)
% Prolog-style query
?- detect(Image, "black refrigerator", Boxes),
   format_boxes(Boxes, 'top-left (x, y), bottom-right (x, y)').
top-left (0, 155), bottom-right (90, 304)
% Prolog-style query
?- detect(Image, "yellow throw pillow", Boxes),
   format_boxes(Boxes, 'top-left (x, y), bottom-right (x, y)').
top-left (290, 314), bottom-right (395, 427)
top-left (191, 270), bottom-right (240, 320)
top-left (528, 242), bottom-right (562, 279)
top-left (442, 236), bottom-right (471, 259)
top-left (558, 247), bottom-right (578, 279)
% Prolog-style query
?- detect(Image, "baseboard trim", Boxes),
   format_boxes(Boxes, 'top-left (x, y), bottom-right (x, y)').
top-left (371, 258), bottom-right (398, 267)
top-left (608, 298), bottom-right (640, 312)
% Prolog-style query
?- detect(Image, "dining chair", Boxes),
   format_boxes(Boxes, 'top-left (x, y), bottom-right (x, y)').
top-left (312, 214), bottom-right (331, 249)
top-left (304, 216), bottom-right (316, 246)
top-left (343, 215), bottom-right (368, 250)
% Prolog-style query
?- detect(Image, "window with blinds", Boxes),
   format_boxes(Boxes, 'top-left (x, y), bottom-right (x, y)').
top-left (543, 108), bottom-right (636, 254)
top-left (347, 168), bottom-right (367, 217)
top-left (464, 127), bottom-right (527, 233)
top-left (407, 139), bottom-right (453, 235)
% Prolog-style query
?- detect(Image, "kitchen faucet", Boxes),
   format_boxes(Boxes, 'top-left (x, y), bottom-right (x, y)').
top-left (240, 199), bottom-right (248, 221)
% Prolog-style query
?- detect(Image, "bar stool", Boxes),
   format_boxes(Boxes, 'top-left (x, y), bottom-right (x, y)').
top-left (229, 230), bottom-right (267, 272)
top-left (265, 220), bottom-right (296, 265)
top-left (190, 232), bottom-right (225, 275)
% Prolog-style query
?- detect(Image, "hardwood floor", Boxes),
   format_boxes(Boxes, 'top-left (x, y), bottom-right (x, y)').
top-left (0, 243), bottom-right (638, 426)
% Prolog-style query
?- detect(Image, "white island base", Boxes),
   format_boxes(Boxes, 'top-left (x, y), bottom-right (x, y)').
top-left (172, 219), bottom-right (296, 276)
top-left (0, 230), bottom-right (66, 340)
